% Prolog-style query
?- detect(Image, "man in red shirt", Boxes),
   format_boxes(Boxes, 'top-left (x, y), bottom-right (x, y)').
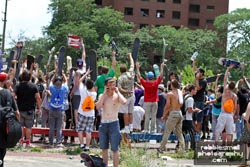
top-left (135, 62), bottom-right (165, 133)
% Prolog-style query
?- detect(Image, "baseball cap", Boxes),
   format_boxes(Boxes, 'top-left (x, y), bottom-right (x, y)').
top-left (77, 58), bottom-right (83, 68)
top-left (147, 71), bottom-right (155, 79)
top-left (158, 84), bottom-right (164, 91)
top-left (0, 72), bottom-right (8, 82)
top-left (105, 77), bottom-right (115, 85)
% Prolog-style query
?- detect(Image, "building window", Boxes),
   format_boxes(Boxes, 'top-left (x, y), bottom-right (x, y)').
top-left (156, 10), bottom-right (165, 18)
top-left (95, 0), bottom-right (102, 5)
top-left (172, 11), bottom-right (181, 19)
top-left (188, 18), bottom-right (199, 26)
top-left (206, 19), bottom-right (214, 25)
top-left (157, 0), bottom-right (165, 2)
top-left (189, 4), bottom-right (200, 13)
top-left (141, 9), bottom-right (149, 17)
top-left (207, 5), bottom-right (215, 10)
top-left (124, 7), bottom-right (133, 15)
top-left (140, 24), bottom-right (148, 29)
top-left (173, 0), bottom-right (181, 4)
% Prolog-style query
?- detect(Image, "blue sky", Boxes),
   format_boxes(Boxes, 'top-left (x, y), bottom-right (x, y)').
top-left (0, 0), bottom-right (249, 48)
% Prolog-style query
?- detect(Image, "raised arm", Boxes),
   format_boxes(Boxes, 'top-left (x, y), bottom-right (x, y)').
top-left (111, 51), bottom-right (116, 70)
top-left (224, 65), bottom-right (233, 88)
top-left (159, 61), bottom-right (166, 79)
top-left (79, 68), bottom-right (91, 83)
top-left (192, 59), bottom-right (198, 73)
top-left (81, 40), bottom-right (86, 72)
top-left (136, 62), bottom-right (141, 81)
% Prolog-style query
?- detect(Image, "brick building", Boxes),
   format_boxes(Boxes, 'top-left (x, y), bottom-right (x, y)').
top-left (95, 0), bottom-right (229, 30)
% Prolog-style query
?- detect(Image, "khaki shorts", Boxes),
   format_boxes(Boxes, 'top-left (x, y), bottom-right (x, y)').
top-left (119, 96), bottom-right (135, 114)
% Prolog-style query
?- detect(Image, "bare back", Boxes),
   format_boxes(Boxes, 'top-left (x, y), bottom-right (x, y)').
top-left (166, 91), bottom-right (182, 112)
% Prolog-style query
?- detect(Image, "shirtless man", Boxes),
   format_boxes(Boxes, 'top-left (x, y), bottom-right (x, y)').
top-left (158, 79), bottom-right (185, 153)
top-left (96, 77), bottom-right (126, 167)
top-left (215, 65), bottom-right (237, 145)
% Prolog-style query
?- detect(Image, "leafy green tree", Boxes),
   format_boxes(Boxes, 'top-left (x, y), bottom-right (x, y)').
top-left (214, 8), bottom-right (250, 78)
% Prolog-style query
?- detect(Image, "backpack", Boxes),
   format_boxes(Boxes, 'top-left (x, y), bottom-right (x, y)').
top-left (0, 105), bottom-right (22, 148)
top-left (181, 94), bottom-right (192, 116)
top-left (223, 99), bottom-right (234, 113)
top-left (49, 87), bottom-right (65, 110)
top-left (81, 94), bottom-right (95, 112)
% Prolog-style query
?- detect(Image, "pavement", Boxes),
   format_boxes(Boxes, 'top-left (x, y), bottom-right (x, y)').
top-left (2, 135), bottom-right (248, 167)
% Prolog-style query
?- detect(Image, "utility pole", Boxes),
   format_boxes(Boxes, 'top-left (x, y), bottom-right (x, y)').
top-left (2, 0), bottom-right (8, 53)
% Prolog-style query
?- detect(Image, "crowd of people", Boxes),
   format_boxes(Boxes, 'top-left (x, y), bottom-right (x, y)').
top-left (1, 42), bottom-right (250, 167)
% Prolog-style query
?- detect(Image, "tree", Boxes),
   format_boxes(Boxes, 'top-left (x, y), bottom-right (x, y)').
top-left (214, 8), bottom-right (250, 78)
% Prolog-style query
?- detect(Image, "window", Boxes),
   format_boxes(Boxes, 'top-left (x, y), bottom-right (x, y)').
top-left (141, 9), bottom-right (149, 17)
top-left (207, 6), bottom-right (215, 10)
top-left (172, 11), bottom-right (181, 19)
top-left (140, 24), bottom-right (148, 29)
top-left (124, 7), bottom-right (133, 15)
top-left (95, 0), bottom-right (102, 5)
top-left (189, 4), bottom-right (200, 13)
top-left (173, 0), bottom-right (181, 4)
top-left (156, 10), bottom-right (165, 18)
top-left (188, 18), bottom-right (199, 26)
top-left (206, 19), bottom-right (214, 25)
top-left (157, 0), bottom-right (165, 2)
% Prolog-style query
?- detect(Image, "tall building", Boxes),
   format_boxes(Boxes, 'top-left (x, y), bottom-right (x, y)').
top-left (95, 0), bottom-right (229, 30)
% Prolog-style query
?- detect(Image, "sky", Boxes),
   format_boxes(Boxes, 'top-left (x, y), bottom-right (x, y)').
top-left (0, 0), bottom-right (250, 49)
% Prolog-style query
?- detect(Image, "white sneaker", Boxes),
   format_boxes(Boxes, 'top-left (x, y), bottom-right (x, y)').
top-left (121, 127), bottom-right (130, 134)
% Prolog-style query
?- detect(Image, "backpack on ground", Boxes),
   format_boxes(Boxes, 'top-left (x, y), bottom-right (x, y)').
top-left (0, 106), bottom-right (22, 148)
top-left (181, 94), bottom-right (192, 116)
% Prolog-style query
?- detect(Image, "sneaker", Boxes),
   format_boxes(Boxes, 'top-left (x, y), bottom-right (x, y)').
top-left (80, 144), bottom-right (86, 150)
top-left (121, 128), bottom-right (130, 134)
top-left (83, 148), bottom-right (90, 152)
top-left (38, 137), bottom-right (44, 142)
top-left (25, 144), bottom-right (35, 149)
top-left (56, 143), bottom-right (64, 148)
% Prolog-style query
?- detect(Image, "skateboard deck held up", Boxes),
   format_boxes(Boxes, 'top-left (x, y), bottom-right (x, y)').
top-left (218, 57), bottom-right (243, 69)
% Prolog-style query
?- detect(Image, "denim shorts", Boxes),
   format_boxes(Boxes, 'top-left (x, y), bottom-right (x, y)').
top-left (98, 120), bottom-right (121, 151)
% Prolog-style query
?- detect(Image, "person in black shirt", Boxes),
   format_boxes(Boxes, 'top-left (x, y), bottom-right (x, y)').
top-left (13, 70), bottom-right (41, 148)
top-left (193, 59), bottom-right (207, 135)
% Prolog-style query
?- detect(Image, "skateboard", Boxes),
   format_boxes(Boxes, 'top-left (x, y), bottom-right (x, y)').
top-left (132, 38), bottom-right (140, 64)
top-left (80, 152), bottom-right (105, 167)
top-left (57, 46), bottom-right (66, 76)
top-left (14, 41), bottom-right (23, 80)
top-left (88, 50), bottom-right (97, 81)
top-left (27, 55), bottom-right (35, 70)
top-left (36, 54), bottom-right (44, 68)
top-left (104, 34), bottom-right (120, 55)
top-left (218, 57), bottom-right (243, 69)
top-left (206, 74), bottom-right (225, 83)
top-left (162, 38), bottom-right (168, 87)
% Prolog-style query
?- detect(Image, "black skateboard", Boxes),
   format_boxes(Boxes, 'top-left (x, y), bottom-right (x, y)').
top-left (218, 57), bottom-right (243, 69)
top-left (7, 50), bottom-right (15, 70)
top-left (27, 55), bottom-right (35, 70)
top-left (206, 74), bottom-right (225, 83)
top-left (132, 38), bottom-right (140, 64)
top-left (57, 46), bottom-right (66, 76)
top-left (86, 50), bottom-right (97, 81)
top-left (37, 54), bottom-right (44, 68)
top-left (14, 42), bottom-right (24, 80)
